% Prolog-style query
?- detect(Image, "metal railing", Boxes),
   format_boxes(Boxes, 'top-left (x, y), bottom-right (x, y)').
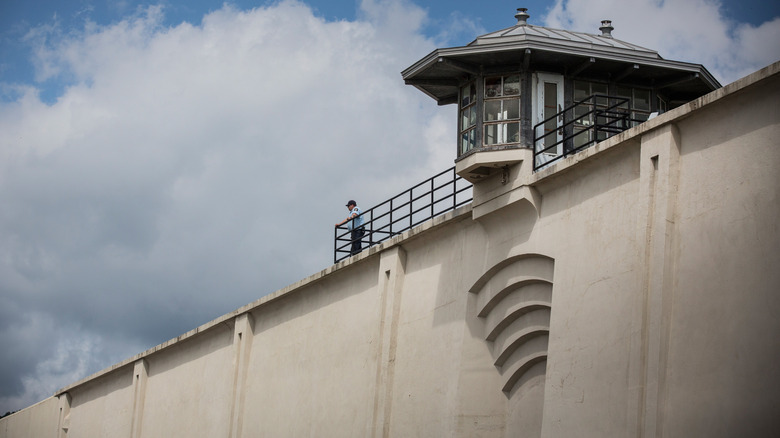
top-left (334, 166), bottom-right (472, 263)
top-left (533, 94), bottom-right (641, 170)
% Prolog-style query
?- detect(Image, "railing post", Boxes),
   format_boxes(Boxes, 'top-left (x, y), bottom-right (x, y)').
top-left (389, 198), bottom-right (394, 236)
top-left (409, 190), bottom-right (413, 231)
top-left (369, 209), bottom-right (373, 246)
top-left (452, 168), bottom-right (456, 210)
top-left (430, 177), bottom-right (434, 219)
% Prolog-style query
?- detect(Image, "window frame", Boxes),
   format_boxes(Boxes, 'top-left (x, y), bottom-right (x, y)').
top-left (482, 74), bottom-right (522, 147)
top-left (459, 82), bottom-right (477, 156)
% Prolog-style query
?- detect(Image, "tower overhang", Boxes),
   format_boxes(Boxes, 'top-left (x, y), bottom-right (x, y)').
top-left (402, 26), bottom-right (721, 106)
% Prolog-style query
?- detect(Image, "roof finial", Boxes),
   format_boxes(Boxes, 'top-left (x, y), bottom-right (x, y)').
top-left (599, 20), bottom-right (614, 37)
top-left (515, 8), bottom-right (530, 26)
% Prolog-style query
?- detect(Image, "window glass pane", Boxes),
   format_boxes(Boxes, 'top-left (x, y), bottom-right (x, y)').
top-left (634, 89), bottom-right (650, 110)
top-left (461, 107), bottom-right (476, 129)
top-left (461, 129), bottom-right (475, 154)
top-left (593, 83), bottom-right (608, 106)
top-left (461, 83), bottom-right (475, 107)
top-left (485, 100), bottom-right (502, 121)
top-left (544, 83), bottom-right (558, 126)
top-left (504, 98), bottom-right (520, 119)
top-left (543, 125), bottom-right (557, 148)
top-left (574, 106), bottom-right (591, 124)
top-left (485, 77), bottom-right (501, 98)
top-left (543, 82), bottom-right (558, 149)
top-left (574, 81), bottom-right (589, 101)
top-left (503, 75), bottom-right (520, 96)
top-left (506, 122), bottom-right (520, 143)
top-left (573, 128), bottom-right (589, 148)
top-left (616, 86), bottom-right (631, 110)
top-left (658, 96), bottom-right (668, 112)
top-left (484, 124), bottom-right (498, 145)
top-left (544, 82), bottom-right (557, 110)
top-left (633, 112), bottom-right (649, 124)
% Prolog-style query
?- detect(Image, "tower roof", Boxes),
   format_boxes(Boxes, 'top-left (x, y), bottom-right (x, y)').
top-left (402, 12), bottom-right (720, 105)
top-left (470, 21), bottom-right (657, 58)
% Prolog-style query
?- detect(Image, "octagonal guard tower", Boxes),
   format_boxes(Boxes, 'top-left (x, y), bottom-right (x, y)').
top-left (402, 8), bottom-right (720, 178)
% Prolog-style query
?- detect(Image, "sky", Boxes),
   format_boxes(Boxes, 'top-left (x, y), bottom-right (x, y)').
top-left (0, 0), bottom-right (778, 415)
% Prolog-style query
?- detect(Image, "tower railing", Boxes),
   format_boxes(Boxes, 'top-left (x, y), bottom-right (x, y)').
top-left (533, 94), bottom-right (643, 170)
top-left (335, 166), bottom-right (472, 263)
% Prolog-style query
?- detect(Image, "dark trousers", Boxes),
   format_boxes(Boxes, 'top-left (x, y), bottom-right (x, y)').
top-left (350, 227), bottom-right (365, 255)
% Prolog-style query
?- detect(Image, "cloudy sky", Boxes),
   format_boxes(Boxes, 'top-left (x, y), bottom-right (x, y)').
top-left (1, 0), bottom-right (778, 414)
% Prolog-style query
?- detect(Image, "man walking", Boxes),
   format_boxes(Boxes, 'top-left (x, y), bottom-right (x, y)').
top-left (336, 200), bottom-right (365, 255)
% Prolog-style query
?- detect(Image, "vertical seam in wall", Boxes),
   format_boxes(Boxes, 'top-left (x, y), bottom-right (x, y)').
top-left (655, 124), bottom-right (681, 438)
top-left (383, 267), bottom-right (403, 438)
top-left (636, 123), bottom-right (682, 438)
top-left (370, 270), bottom-right (392, 437)
top-left (371, 248), bottom-right (406, 438)
top-left (637, 154), bottom-right (658, 437)
top-left (228, 329), bottom-right (243, 438)
top-left (229, 314), bottom-right (254, 438)
top-left (57, 392), bottom-right (71, 438)
top-left (130, 359), bottom-right (148, 438)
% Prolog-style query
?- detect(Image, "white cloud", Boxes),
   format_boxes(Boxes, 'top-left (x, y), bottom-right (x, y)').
top-left (544, 0), bottom-right (780, 84)
top-left (727, 17), bottom-right (780, 80)
top-left (0, 0), bottom-right (450, 413)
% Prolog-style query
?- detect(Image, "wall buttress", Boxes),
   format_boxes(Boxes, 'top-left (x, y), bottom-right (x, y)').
top-left (130, 359), bottom-right (149, 438)
top-left (629, 124), bottom-right (681, 438)
top-left (371, 247), bottom-right (407, 438)
top-left (56, 392), bottom-right (71, 438)
top-left (229, 313), bottom-right (255, 438)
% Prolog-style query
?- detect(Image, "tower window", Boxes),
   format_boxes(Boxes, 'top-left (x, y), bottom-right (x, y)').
top-left (459, 82), bottom-right (477, 155)
top-left (616, 86), bottom-right (651, 126)
top-left (484, 75), bottom-right (521, 146)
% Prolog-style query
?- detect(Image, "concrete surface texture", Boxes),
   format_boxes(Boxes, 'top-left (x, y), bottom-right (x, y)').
top-left (2, 62), bottom-right (779, 438)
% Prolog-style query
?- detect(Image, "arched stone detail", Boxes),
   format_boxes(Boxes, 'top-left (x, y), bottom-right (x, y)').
top-left (470, 254), bottom-right (554, 395)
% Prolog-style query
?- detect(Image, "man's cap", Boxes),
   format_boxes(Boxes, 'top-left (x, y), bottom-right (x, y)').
top-left (346, 200), bottom-right (356, 206)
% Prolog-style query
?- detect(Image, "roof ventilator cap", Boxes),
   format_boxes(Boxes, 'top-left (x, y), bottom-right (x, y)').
top-left (599, 20), bottom-right (614, 37)
top-left (515, 8), bottom-right (530, 26)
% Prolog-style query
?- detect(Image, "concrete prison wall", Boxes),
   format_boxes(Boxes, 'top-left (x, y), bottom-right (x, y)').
top-left (1, 62), bottom-right (779, 438)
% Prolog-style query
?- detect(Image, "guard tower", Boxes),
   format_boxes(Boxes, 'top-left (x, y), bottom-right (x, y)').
top-left (402, 8), bottom-right (720, 179)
